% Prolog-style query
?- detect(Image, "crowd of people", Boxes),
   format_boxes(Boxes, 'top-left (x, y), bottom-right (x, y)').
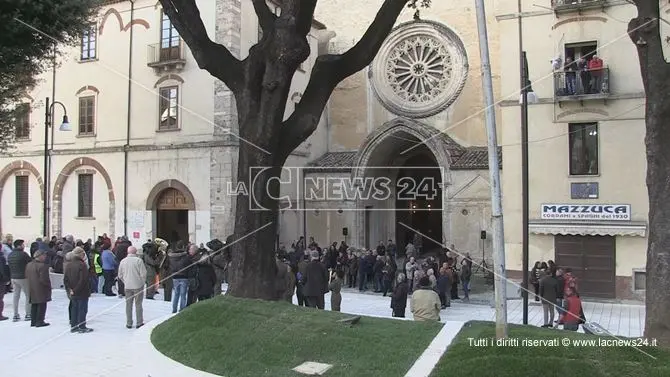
top-left (553, 54), bottom-right (607, 96)
top-left (0, 233), bottom-right (229, 332)
top-left (530, 260), bottom-right (584, 331)
top-left (280, 236), bottom-right (473, 320)
top-left (0, 232), bottom-right (585, 331)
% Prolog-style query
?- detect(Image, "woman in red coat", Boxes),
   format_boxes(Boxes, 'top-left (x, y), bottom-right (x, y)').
top-left (561, 287), bottom-right (583, 331)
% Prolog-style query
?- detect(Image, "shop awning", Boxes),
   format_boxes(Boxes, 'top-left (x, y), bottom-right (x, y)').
top-left (528, 220), bottom-right (647, 237)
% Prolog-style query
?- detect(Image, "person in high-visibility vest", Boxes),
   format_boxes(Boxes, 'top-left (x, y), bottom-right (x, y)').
top-left (92, 249), bottom-right (103, 293)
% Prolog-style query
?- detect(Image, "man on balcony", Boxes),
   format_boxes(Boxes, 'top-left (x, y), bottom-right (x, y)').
top-left (577, 57), bottom-right (590, 94)
top-left (588, 54), bottom-right (604, 93)
top-left (564, 57), bottom-right (577, 95)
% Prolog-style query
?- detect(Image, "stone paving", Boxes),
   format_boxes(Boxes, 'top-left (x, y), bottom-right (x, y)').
top-left (0, 285), bottom-right (645, 377)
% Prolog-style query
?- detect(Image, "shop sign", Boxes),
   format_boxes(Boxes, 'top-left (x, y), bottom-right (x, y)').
top-left (541, 204), bottom-right (630, 221)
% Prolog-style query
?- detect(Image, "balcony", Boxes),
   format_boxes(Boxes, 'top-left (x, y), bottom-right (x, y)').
top-left (147, 42), bottom-right (186, 73)
top-left (552, 0), bottom-right (608, 14)
top-left (553, 68), bottom-right (610, 104)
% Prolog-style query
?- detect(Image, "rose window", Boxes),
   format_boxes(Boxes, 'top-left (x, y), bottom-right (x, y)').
top-left (370, 21), bottom-right (468, 119)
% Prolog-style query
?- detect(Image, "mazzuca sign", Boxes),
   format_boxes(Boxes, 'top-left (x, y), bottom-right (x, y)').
top-left (541, 204), bottom-right (631, 221)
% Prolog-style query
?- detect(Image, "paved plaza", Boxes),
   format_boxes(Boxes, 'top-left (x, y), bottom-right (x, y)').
top-left (0, 286), bottom-right (644, 377)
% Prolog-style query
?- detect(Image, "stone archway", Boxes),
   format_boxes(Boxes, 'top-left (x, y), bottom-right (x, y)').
top-left (146, 180), bottom-right (196, 246)
top-left (146, 179), bottom-right (196, 210)
top-left (351, 118), bottom-right (464, 251)
top-left (0, 160), bottom-right (44, 236)
top-left (52, 157), bottom-right (115, 237)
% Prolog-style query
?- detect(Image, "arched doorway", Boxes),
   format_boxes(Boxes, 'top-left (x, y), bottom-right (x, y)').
top-left (155, 188), bottom-right (190, 245)
top-left (352, 118), bottom-right (458, 256)
top-left (146, 180), bottom-right (195, 246)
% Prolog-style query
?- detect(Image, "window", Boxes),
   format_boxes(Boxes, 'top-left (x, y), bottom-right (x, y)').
top-left (569, 123), bottom-right (599, 175)
top-left (15, 175), bottom-right (29, 217)
top-left (81, 24), bottom-right (97, 61)
top-left (160, 12), bottom-right (180, 61)
top-left (565, 41), bottom-right (597, 62)
top-left (78, 174), bottom-right (93, 218)
top-left (14, 103), bottom-right (30, 139)
top-left (78, 96), bottom-right (95, 135)
top-left (634, 270), bottom-right (646, 291)
top-left (159, 86), bottom-right (179, 130)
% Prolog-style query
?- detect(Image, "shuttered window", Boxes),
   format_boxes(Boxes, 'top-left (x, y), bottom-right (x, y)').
top-left (79, 96), bottom-right (95, 135)
top-left (78, 174), bottom-right (93, 218)
top-left (15, 175), bottom-right (29, 216)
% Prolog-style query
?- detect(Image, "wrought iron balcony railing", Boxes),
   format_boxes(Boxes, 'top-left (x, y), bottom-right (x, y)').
top-left (553, 67), bottom-right (610, 101)
top-left (552, 0), bottom-right (608, 13)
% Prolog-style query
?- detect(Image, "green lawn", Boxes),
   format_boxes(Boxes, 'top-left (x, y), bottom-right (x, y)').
top-left (151, 295), bottom-right (442, 377)
top-left (431, 321), bottom-right (670, 377)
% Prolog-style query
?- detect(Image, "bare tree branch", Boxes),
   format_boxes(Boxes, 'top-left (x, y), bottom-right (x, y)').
top-left (296, 0), bottom-right (318, 36)
top-left (277, 56), bottom-right (339, 156)
top-left (338, 0), bottom-right (408, 77)
top-left (252, 0), bottom-right (276, 33)
top-left (159, 0), bottom-right (243, 93)
top-left (278, 0), bottom-right (409, 157)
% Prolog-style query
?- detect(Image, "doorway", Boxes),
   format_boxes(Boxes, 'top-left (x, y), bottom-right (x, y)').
top-left (155, 187), bottom-right (191, 246)
top-left (395, 151), bottom-right (442, 255)
top-left (555, 235), bottom-right (616, 298)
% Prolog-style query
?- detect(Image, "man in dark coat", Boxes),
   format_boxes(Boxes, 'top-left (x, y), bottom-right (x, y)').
top-left (113, 236), bottom-right (132, 297)
top-left (195, 256), bottom-right (217, 301)
top-left (303, 250), bottom-right (328, 309)
top-left (207, 238), bottom-right (227, 296)
top-left (25, 250), bottom-right (52, 327)
top-left (391, 273), bottom-right (409, 318)
top-left (8, 239), bottom-right (31, 321)
top-left (275, 255), bottom-right (292, 301)
top-left (296, 255), bottom-right (308, 306)
top-left (63, 247), bottom-right (93, 333)
top-left (540, 269), bottom-right (560, 327)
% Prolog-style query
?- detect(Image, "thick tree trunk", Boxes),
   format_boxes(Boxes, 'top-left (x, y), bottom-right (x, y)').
top-left (629, 1), bottom-right (670, 346)
top-left (227, 139), bottom-right (283, 300)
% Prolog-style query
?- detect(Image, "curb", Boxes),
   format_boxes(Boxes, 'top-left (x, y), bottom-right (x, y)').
top-left (404, 321), bottom-right (465, 377)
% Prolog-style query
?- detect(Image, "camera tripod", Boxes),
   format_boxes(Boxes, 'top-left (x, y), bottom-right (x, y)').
top-left (473, 239), bottom-right (494, 285)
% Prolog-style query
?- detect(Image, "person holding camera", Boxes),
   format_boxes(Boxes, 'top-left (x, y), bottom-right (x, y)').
top-left (142, 240), bottom-right (161, 299)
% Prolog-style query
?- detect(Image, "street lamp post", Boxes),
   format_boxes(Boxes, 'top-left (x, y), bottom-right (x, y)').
top-left (520, 52), bottom-right (538, 324)
top-left (43, 97), bottom-right (71, 237)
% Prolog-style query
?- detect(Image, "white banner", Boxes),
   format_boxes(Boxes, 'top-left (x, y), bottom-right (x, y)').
top-left (541, 204), bottom-right (631, 221)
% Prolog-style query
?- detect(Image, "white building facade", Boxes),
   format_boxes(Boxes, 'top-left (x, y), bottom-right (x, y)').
top-left (1, 0), bottom-right (330, 246)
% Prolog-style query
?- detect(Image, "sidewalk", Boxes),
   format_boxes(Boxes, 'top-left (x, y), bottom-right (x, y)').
top-left (0, 286), bottom-right (645, 377)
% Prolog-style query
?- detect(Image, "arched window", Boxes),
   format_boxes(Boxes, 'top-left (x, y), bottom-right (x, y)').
top-left (154, 75), bottom-right (183, 131)
top-left (75, 86), bottom-right (100, 136)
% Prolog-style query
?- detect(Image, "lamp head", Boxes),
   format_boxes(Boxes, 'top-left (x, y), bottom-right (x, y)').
top-left (59, 115), bottom-right (71, 131)
top-left (519, 90), bottom-right (539, 104)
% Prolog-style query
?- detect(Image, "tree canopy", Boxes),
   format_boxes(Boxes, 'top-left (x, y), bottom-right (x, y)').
top-left (0, 0), bottom-right (98, 152)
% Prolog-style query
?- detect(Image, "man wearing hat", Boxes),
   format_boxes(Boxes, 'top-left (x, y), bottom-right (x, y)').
top-left (25, 249), bottom-right (52, 327)
top-left (63, 247), bottom-right (93, 333)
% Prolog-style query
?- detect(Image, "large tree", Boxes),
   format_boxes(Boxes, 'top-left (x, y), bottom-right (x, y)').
top-left (0, 0), bottom-right (98, 153)
top-left (628, 0), bottom-right (670, 346)
top-left (160, 0), bottom-right (428, 299)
